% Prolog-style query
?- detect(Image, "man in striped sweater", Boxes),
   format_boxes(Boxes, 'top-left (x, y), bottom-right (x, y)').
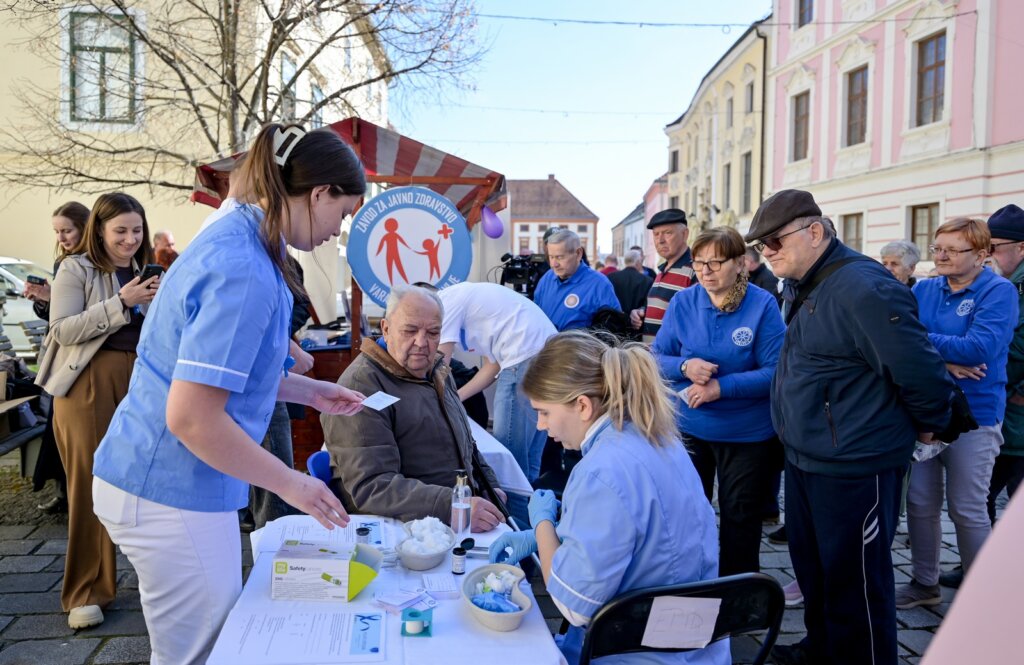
top-left (630, 208), bottom-right (696, 343)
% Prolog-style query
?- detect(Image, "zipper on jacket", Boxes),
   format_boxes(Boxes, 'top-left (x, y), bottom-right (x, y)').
top-left (824, 398), bottom-right (838, 448)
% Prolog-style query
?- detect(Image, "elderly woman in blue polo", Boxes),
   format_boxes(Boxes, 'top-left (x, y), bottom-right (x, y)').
top-left (652, 226), bottom-right (785, 577)
top-left (897, 217), bottom-right (1018, 609)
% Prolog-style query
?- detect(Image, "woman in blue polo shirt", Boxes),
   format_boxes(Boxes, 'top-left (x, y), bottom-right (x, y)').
top-left (652, 226), bottom-right (785, 576)
top-left (489, 330), bottom-right (728, 665)
top-left (91, 123), bottom-right (367, 665)
top-left (897, 218), bottom-right (1017, 609)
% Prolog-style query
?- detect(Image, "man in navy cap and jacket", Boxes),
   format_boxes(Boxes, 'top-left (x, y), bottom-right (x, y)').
top-left (746, 189), bottom-right (971, 665)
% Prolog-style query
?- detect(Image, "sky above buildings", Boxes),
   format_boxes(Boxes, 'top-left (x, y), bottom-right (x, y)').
top-left (393, 0), bottom-right (772, 254)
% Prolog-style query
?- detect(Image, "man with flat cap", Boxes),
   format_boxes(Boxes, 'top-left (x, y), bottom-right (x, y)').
top-left (630, 208), bottom-right (696, 343)
top-left (986, 203), bottom-right (1024, 527)
top-left (746, 189), bottom-right (972, 665)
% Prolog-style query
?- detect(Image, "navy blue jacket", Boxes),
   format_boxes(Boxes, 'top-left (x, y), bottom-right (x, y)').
top-left (773, 239), bottom-right (955, 477)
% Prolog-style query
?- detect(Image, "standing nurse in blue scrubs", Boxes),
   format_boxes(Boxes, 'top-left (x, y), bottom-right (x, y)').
top-left (92, 123), bottom-right (367, 665)
top-left (490, 331), bottom-right (729, 665)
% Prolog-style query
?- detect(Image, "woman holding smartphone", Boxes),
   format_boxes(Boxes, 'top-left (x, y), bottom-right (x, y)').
top-left (91, 123), bottom-right (367, 664)
top-left (35, 193), bottom-right (160, 629)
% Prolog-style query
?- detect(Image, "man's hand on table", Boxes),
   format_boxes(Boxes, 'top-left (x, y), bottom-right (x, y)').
top-left (471, 496), bottom-right (504, 532)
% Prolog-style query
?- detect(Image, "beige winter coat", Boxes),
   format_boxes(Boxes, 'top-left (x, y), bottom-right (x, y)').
top-left (35, 254), bottom-right (142, 397)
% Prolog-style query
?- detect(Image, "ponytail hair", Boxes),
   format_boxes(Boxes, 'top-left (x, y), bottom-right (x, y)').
top-left (521, 330), bottom-right (679, 447)
top-left (51, 201), bottom-right (89, 260)
top-left (234, 123), bottom-right (367, 294)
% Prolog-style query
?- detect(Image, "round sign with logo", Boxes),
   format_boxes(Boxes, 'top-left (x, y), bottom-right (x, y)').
top-left (347, 186), bottom-right (473, 307)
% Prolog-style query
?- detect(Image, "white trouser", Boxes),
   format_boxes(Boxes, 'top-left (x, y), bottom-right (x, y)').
top-left (93, 477), bottom-right (242, 665)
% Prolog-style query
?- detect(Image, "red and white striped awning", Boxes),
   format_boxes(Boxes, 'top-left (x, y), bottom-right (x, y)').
top-left (191, 117), bottom-right (507, 225)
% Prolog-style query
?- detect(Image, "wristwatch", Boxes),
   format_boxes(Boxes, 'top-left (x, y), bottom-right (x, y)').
top-left (680, 361), bottom-right (688, 378)
top-left (117, 294), bottom-right (129, 311)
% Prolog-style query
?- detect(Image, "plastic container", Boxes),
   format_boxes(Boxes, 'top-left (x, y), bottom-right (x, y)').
top-left (461, 563), bottom-right (532, 632)
top-left (397, 521), bottom-right (455, 571)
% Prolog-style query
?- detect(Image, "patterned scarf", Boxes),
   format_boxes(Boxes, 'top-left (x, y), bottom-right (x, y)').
top-left (715, 271), bottom-right (749, 313)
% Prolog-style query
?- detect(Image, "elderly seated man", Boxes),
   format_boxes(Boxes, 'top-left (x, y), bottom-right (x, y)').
top-left (322, 285), bottom-right (507, 531)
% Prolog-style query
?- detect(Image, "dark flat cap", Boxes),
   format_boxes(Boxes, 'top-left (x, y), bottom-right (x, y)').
top-left (744, 189), bottom-right (822, 242)
top-left (647, 208), bottom-right (687, 230)
top-left (988, 204), bottom-right (1024, 241)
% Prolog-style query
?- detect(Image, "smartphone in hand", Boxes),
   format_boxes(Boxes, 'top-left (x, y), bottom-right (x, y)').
top-left (139, 264), bottom-right (165, 282)
top-left (26, 275), bottom-right (47, 285)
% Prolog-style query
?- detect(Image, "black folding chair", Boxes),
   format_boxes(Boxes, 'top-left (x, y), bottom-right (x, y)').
top-left (579, 572), bottom-right (784, 665)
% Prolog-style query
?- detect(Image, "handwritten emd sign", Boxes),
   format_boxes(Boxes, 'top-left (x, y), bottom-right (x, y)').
top-left (348, 186), bottom-right (473, 307)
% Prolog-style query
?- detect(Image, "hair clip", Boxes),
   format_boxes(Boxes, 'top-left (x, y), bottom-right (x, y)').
top-left (273, 126), bottom-right (307, 167)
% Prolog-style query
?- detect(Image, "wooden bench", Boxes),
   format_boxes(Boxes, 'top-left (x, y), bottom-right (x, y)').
top-left (0, 334), bottom-right (47, 461)
top-left (20, 319), bottom-right (47, 355)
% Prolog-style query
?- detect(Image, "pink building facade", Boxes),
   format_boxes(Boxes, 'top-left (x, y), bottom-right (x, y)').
top-left (642, 174), bottom-right (669, 270)
top-left (766, 0), bottom-right (1024, 262)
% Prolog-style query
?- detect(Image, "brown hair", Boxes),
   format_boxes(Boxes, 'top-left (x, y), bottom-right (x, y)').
top-left (521, 330), bottom-right (679, 447)
top-left (691, 226), bottom-right (747, 262)
top-left (233, 123), bottom-right (366, 294)
top-left (935, 217), bottom-right (991, 252)
top-left (52, 201), bottom-right (90, 260)
top-left (78, 193), bottom-right (152, 272)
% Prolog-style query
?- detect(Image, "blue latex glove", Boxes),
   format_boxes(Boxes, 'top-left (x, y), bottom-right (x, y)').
top-left (488, 530), bottom-right (538, 564)
top-left (528, 489), bottom-right (560, 528)
top-left (471, 591), bottom-right (522, 613)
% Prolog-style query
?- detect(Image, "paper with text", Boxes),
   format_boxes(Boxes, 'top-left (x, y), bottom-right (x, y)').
top-left (361, 391), bottom-right (400, 410)
top-left (213, 609), bottom-right (385, 663)
top-left (640, 596), bottom-right (721, 649)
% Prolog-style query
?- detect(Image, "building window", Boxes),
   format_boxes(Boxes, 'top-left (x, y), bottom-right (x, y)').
top-left (722, 163), bottom-right (731, 211)
top-left (577, 225), bottom-right (587, 233)
top-left (311, 84), bottom-right (325, 128)
top-left (670, 150), bottom-right (679, 173)
top-left (538, 224), bottom-right (548, 232)
top-left (726, 98), bottom-right (734, 128)
top-left (846, 66), bottom-right (867, 146)
top-left (916, 32), bottom-right (946, 127)
top-left (745, 82), bottom-right (754, 114)
top-left (841, 213), bottom-right (863, 252)
top-left (912, 203), bottom-right (940, 257)
top-left (669, 195), bottom-right (679, 209)
top-left (741, 152), bottom-right (752, 214)
top-left (68, 11), bottom-right (138, 123)
top-left (797, 0), bottom-right (813, 28)
top-left (518, 224), bottom-right (529, 232)
top-left (519, 237), bottom-right (530, 254)
top-left (792, 91), bottom-right (810, 161)
top-left (281, 54), bottom-right (297, 122)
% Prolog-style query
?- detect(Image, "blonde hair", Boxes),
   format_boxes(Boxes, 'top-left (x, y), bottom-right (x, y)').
top-left (521, 330), bottom-right (678, 447)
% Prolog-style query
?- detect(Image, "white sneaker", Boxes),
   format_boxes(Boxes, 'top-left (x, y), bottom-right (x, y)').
top-left (68, 605), bottom-right (104, 629)
top-left (783, 579), bottom-right (803, 606)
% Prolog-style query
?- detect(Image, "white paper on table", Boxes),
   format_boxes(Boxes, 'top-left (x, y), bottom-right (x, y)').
top-left (361, 391), bottom-right (400, 410)
top-left (211, 609), bottom-right (386, 664)
top-left (639, 596), bottom-right (721, 649)
top-left (251, 515), bottom-right (399, 553)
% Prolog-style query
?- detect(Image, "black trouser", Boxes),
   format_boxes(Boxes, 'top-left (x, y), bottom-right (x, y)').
top-left (786, 460), bottom-right (904, 665)
top-left (687, 435), bottom-right (781, 576)
top-left (987, 453), bottom-right (1024, 525)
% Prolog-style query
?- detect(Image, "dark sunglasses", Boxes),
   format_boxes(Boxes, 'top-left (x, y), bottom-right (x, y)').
top-left (752, 223), bottom-right (812, 253)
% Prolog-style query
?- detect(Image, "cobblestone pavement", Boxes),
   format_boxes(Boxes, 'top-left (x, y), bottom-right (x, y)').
top-left (1, 450), bottom-right (974, 665)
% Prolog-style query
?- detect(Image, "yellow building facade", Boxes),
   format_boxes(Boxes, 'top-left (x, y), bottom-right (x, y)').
top-left (665, 20), bottom-right (769, 237)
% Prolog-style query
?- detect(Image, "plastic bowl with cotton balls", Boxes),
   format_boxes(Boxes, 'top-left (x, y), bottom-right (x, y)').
top-left (461, 563), bottom-right (532, 631)
top-left (398, 517), bottom-right (455, 571)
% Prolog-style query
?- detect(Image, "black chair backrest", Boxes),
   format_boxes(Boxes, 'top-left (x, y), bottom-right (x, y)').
top-left (580, 572), bottom-right (784, 665)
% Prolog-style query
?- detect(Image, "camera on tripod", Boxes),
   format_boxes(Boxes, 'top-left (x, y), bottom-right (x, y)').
top-left (499, 252), bottom-right (548, 299)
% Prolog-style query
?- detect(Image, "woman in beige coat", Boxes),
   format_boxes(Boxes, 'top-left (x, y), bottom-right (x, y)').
top-left (35, 192), bottom-right (160, 629)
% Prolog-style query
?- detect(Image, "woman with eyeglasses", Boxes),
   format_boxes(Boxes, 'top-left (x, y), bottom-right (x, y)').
top-left (896, 218), bottom-right (1018, 610)
top-left (652, 226), bottom-right (785, 576)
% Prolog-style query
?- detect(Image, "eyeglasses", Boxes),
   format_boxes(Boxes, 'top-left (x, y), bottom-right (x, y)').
top-left (753, 224), bottom-right (812, 253)
top-left (692, 258), bottom-right (731, 272)
top-left (928, 245), bottom-right (975, 257)
top-left (990, 240), bottom-right (1021, 252)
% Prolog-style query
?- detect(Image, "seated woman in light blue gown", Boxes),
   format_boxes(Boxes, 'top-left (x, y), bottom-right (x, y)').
top-left (490, 330), bottom-right (730, 665)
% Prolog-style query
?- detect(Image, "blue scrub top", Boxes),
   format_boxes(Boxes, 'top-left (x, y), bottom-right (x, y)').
top-left (550, 418), bottom-right (730, 665)
top-left (533, 263), bottom-right (620, 331)
top-left (652, 283), bottom-right (784, 443)
top-left (93, 206), bottom-right (292, 512)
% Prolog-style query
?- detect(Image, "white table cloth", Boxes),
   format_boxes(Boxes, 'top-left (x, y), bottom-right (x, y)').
top-left (468, 418), bottom-right (533, 497)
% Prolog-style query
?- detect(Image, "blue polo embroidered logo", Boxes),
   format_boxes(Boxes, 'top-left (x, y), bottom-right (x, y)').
top-left (956, 299), bottom-right (975, 317)
top-left (564, 294), bottom-right (580, 309)
top-left (348, 186), bottom-right (473, 307)
top-left (732, 327), bottom-right (754, 346)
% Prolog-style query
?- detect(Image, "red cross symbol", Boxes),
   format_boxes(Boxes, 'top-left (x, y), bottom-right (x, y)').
top-left (437, 223), bottom-right (454, 240)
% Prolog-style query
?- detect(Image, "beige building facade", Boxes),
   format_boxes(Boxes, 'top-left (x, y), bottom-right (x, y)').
top-left (664, 20), bottom-right (769, 237)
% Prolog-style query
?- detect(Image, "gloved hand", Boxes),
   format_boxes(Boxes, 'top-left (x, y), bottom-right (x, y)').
top-left (528, 489), bottom-right (560, 528)
top-left (488, 530), bottom-right (538, 564)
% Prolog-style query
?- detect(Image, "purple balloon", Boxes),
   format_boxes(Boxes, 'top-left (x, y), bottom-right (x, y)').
top-left (480, 205), bottom-right (504, 239)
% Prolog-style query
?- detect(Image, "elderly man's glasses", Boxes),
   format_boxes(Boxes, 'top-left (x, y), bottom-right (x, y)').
top-left (928, 245), bottom-right (975, 257)
top-left (692, 258), bottom-right (731, 272)
top-left (990, 240), bottom-right (1021, 252)
top-left (753, 224), bottom-right (812, 253)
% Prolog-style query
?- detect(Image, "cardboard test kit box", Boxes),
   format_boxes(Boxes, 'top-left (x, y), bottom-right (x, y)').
top-left (271, 540), bottom-right (382, 602)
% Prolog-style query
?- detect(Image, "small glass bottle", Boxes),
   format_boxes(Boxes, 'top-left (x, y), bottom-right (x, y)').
top-left (451, 547), bottom-right (467, 575)
top-left (450, 469), bottom-right (473, 539)
top-left (355, 527), bottom-right (370, 544)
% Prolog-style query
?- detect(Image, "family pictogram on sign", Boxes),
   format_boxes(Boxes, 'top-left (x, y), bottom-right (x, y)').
top-left (349, 186), bottom-right (473, 307)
